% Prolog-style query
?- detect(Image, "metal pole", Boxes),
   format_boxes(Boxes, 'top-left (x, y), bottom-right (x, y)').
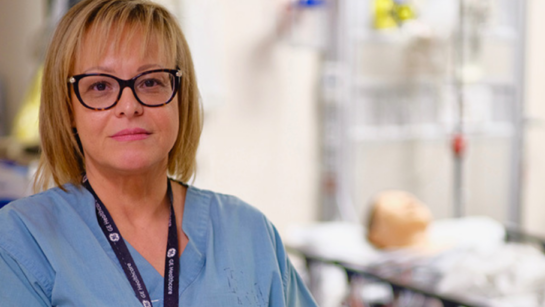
top-left (508, 0), bottom-right (527, 227)
top-left (336, 0), bottom-right (359, 222)
top-left (453, 0), bottom-right (466, 218)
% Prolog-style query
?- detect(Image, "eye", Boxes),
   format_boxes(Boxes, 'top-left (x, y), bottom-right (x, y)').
top-left (139, 77), bottom-right (168, 89)
top-left (144, 79), bottom-right (158, 87)
top-left (92, 82), bottom-right (109, 91)
top-left (85, 80), bottom-right (113, 93)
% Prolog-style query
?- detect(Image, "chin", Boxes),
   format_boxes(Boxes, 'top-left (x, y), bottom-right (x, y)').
top-left (108, 154), bottom-right (167, 174)
top-left (84, 146), bottom-right (170, 176)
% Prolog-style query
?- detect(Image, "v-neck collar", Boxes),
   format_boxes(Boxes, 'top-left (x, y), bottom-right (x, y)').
top-left (75, 183), bottom-right (210, 302)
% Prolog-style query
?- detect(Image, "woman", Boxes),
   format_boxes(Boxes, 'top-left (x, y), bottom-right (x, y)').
top-left (0, 0), bottom-right (317, 306)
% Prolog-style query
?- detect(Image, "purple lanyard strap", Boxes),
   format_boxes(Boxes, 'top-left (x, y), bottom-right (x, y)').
top-left (82, 175), bottom-right (180, 307)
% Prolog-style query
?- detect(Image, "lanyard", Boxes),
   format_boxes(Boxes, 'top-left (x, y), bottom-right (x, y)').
top-left (82, 175), bottom-right (180, 307)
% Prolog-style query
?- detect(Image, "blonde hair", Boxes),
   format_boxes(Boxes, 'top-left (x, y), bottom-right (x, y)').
top-left (34, 0), bottom-right (202, 192)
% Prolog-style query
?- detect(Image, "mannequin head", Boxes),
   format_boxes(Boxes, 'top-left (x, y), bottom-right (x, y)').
top-left (366, 190), bottom-right (433, 249)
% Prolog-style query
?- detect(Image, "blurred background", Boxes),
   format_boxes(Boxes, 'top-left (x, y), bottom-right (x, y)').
top-left (1, 0), bottom-right (545, 304)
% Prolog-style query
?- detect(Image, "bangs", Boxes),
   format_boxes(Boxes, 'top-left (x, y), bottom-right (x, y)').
top-left (74, 1), bottom-right (178, 71)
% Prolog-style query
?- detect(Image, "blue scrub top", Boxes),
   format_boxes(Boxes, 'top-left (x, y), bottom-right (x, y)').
top-left (0, 183), bottom-right (317, 306)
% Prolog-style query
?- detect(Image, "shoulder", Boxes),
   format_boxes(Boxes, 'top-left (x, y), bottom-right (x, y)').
top-left (0, 184), bottom-right (92, 298)
top-left (188, 186), bottom-right (270, 225)
top-left (185, 186), bottom-right (318, 306)
top-left (0, 184), bottom-right (91, 232)
top-left (186, 185), bottom-right (278, 245)
top-left (0, 184), bottom-right (95, 265)
top-left (0, 184), bottom-right (93, 253)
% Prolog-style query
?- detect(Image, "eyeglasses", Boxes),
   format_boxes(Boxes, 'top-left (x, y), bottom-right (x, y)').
top-left (68, 69), bottom-right (182, 111)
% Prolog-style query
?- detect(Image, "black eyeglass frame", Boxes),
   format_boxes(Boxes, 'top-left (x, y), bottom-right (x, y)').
top-left (68, 68), bottom-right (183, 111)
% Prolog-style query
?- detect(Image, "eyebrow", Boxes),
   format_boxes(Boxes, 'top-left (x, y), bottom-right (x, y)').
top-left (137, 64), bottom-right (164, 72)
top-left (83, 66), bottom-right (115, 74)
top-left (82, 64), bottom-right (164, 74)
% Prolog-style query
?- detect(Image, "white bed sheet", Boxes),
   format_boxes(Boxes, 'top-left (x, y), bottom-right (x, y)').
top-left (285, 216), bottom-right (506, 266)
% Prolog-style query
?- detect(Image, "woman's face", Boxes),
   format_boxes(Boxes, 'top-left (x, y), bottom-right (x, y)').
top-left (71, 27), bottom-right (179, 176)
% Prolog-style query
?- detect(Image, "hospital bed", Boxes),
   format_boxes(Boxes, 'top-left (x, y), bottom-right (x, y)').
top-left (285, 217), bottom-right (545, 307)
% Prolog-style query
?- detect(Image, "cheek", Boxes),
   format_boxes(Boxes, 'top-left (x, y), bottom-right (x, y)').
top-left (72, 105), bottom-right (86, 136)
top-left (71, 95), bottom-right (89, 131)
top-left (71, 103), bottom-right (107, 148)
top-left (169, 110), bottom-right (179, 133)
top-left (164, 104), bottom-right (180, 143)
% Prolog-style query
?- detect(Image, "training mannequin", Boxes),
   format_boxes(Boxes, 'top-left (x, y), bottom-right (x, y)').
top-left (366, 190), bottom-right (450, 253)
top-left (361, 190), bottom-right (545, 307)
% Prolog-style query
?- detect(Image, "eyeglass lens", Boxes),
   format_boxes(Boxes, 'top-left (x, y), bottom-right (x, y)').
top-left (77, 71), bottom-right (175, 109)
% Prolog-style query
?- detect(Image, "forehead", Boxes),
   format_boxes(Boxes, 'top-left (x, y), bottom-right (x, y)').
top-left (73, 22), bottom-right (174, 72)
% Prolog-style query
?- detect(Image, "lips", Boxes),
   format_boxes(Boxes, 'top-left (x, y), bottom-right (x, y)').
top-left (110, 128), bottom-right (151, 141)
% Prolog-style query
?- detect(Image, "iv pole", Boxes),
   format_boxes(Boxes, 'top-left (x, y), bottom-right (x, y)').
top-left (452, 0), bottom-right (466, 218)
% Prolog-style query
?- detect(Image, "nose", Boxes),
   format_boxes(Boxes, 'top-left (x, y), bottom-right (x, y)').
top-left (114, 87), bottom-right (143, 117)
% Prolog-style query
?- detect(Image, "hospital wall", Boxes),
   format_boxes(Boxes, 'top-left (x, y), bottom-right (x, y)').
top-left (180, 0), bottom-right (321, 235)
top-left (522, 0), bottom-right (545, 236)
top-left (0, 0), bottom-right (45, 133)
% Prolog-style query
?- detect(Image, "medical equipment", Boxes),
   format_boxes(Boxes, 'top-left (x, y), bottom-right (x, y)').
top-left (320, 0), bottom-right (527, 226)
top-left (286, 218), bottom-right (545, 307)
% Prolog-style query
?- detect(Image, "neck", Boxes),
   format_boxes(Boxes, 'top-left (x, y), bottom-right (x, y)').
top-left (85, 165), bottom-right (170, 225)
